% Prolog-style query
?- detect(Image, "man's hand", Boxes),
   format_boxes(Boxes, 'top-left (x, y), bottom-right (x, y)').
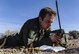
top-left (49, 33), bottom-right (61, 43)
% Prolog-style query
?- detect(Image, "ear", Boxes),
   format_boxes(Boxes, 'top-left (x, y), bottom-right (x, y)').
top-left (39, 17), bottom-right (43, 22)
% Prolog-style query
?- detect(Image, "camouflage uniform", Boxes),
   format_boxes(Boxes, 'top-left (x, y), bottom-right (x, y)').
top-left (19, 17), bottom-right (53, 48)
top-left (0, 17), bottom-right (66, 48)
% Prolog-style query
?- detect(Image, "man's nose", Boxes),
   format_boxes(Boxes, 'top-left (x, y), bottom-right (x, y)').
top-left (48, 23), bottom-right (51, 26)
top-left (50, 24), bottom-right (51, 26)
top-left (50, 19), bottom-right (54, 22)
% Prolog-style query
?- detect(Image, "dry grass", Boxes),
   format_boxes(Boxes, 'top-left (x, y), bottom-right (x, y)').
top-left (0, 38), bottom-right (79, 54)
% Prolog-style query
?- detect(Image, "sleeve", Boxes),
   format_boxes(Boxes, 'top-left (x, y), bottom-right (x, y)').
top-left (20, 20), bottom-right (30, 47)
top-left (22, 20), bottom-right (38, 48)
top-left (38, 37), bottom-right (53, 46)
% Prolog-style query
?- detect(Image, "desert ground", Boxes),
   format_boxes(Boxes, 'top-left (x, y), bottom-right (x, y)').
top-left (0, 38), bottom-right (79, 54)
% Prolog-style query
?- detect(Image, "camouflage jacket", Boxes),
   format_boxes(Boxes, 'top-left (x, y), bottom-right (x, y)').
top-left (19, 17), bottom-right (53, 48)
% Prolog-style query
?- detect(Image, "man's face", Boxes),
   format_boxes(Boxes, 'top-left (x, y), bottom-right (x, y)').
top-left (40, 14), bottom-right (55, 29)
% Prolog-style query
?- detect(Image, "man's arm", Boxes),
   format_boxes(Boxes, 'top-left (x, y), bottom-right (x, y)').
top-left (19, 20), bottom-right (30, 47)
top-left (21, 19), bottom-right (38, 48)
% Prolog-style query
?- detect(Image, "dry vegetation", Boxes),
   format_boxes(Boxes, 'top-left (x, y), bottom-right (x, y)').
top-left (0, 31), bottom-right (79, 54)
top-left (0, 38), bottom-right (79, 54)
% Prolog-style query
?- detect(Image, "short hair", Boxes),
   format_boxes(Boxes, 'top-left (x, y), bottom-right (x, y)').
top-left (39, 7), bottom-right (56, 20)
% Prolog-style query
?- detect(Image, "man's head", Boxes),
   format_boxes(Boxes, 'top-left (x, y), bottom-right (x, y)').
top-left (39, 7), bottom-right (56, 29)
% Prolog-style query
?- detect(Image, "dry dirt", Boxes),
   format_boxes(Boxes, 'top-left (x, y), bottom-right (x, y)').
top-left (0, 38), bottom-right (79, 54)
